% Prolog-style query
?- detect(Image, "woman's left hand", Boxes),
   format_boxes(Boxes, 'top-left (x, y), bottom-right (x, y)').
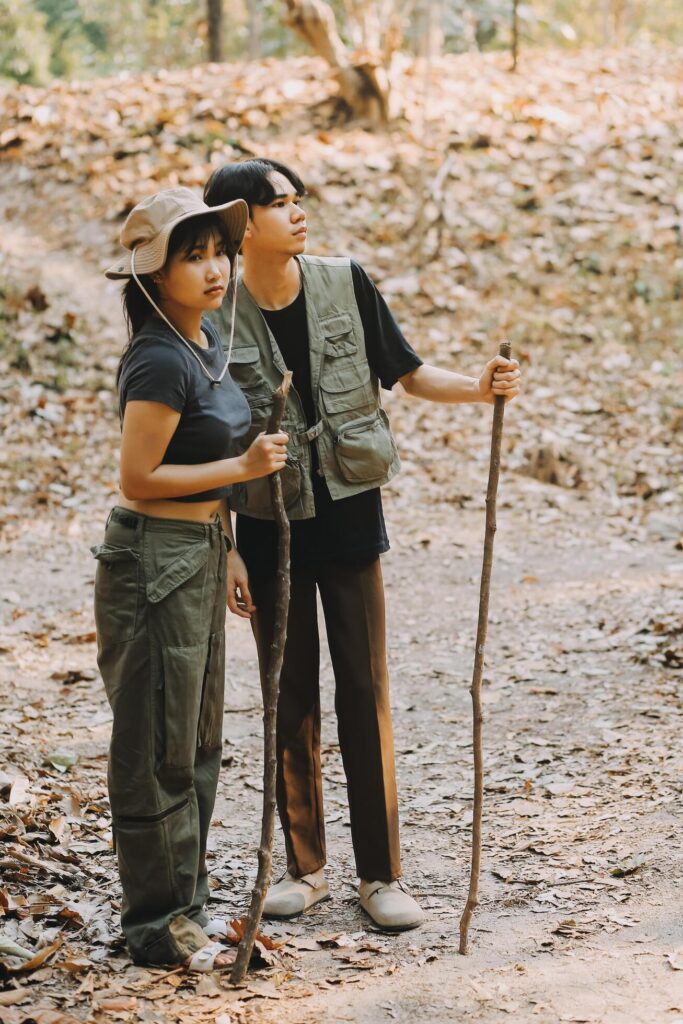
top-left (227, 549), bottom-right (256, 619)
top-left (478, 354), bottom-right (521, 404)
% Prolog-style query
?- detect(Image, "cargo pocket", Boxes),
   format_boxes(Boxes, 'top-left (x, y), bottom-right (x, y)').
top-left (160, 642), bottom-right (208, 772)
top-left (333, 409), bottom-right (396, 484)
top-left (198, 630), bottom-right (225, 751)
top-left (114, 797), bottom-right (199, 961)
top-left (91, 544), bottom-right (140, 647)
top-left (146, 541), bottom-right (209, 605)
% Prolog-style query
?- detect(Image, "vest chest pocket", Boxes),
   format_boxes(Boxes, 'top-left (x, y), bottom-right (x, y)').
top-left (229, 345), bottom-right (262, 389)
top-left (319, 314), bottom-right (372, 411)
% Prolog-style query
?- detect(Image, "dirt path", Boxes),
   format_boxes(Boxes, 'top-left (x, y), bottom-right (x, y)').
top-left (1, 411), bottom-right (681, 1023)
top-left (1, 149), bottom-right (682, 1021)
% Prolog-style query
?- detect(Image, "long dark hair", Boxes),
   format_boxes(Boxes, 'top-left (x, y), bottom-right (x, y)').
top-left (203, 158), bottom-right (306, 214)
top-left (116, 213), bottom-right (232, 383)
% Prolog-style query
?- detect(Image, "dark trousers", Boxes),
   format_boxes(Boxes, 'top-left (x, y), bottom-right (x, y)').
top-left (93, 507), bottom-right (227, 965)
top-left (250, 557), bottom-right (401, 883)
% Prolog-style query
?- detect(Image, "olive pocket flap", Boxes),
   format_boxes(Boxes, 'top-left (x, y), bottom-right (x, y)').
top-left (334, 410), bottom-right (395, 484)
top-left (229, 346), bottom-right (262, 387)
top-left (160, 642), bottom-right (207, 770)
top-left (91, 544), bottom-right (139, 564)
top-left (146, 541), bottom-right (209, 604)
top-left (321, 313), bottom-right (353, 340)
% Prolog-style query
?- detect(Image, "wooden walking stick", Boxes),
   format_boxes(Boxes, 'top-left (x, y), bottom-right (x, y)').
top-left (459, 341), bottom-right (511, 956)
top-left (231, 371), bottom-right (293, 985)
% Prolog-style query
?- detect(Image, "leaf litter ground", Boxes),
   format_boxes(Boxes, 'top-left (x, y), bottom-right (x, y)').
top-left (0, 46), bottom-right (681, 1024)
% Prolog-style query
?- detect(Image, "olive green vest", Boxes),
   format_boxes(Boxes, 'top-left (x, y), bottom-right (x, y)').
top-left (211, 255), bottom-right (400, 520)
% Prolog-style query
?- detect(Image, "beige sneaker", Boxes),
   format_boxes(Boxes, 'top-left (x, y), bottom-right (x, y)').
top-left (263, 869), bottom-right (330, 920)
top-left (358, 879), bottom-right (425, 931)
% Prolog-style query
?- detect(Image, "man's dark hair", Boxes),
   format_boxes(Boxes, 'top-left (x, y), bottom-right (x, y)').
top-left (203, 158), bottom-right (306, 214)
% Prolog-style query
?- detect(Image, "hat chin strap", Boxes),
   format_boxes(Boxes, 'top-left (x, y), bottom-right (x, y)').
top-left (129, 247), bottom-right (237, 384)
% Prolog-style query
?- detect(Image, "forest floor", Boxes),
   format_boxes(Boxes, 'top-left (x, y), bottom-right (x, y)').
top-left (0, 45), bottom-right (682, 1024)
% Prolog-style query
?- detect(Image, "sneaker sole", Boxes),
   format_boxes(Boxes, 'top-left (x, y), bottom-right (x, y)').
top-left (263, 891), bottom-right (331, 921)
top-left (360, 905), bottom-right (425, 932)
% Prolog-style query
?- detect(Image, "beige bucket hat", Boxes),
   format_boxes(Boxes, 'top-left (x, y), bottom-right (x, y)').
top-left (104, 187), bottom-right (248, 280)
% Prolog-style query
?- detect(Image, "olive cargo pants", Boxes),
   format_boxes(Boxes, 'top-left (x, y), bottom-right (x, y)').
top-left (250, 557), bottom-right (402, 883)
top-left (92, 507), bottom-right (228, 965)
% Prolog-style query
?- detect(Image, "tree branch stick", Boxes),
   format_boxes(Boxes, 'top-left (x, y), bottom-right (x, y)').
top-left (459, 342), bottom-right (511, 955)
top-left (231, 371), bottom-right (293, 985)
top-left (2, 847), bottom-right (80, 881)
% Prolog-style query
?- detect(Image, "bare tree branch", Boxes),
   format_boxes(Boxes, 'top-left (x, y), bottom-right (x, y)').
top-left (230, 371), bottom-right (293, 985)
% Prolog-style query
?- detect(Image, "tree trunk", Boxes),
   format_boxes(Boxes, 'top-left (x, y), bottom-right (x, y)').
top-left (283, 0), bottom-right (390, 122)
top-left (207, 0), bottom-right (223, 63)
top-left (247, 0), bottom-right (263, 59)
top-left (511, 0), bottom-right (519, 71)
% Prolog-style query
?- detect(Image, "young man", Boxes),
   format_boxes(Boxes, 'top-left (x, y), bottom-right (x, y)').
top-left (205, 159), bottom-right (520, 932)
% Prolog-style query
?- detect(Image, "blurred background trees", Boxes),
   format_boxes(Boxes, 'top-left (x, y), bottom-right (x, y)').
top-left (1, 0), bottom-right (682, 87)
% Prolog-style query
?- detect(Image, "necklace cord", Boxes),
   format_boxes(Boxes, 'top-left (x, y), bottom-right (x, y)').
top-left (130, 247), bottom-right (236, 385)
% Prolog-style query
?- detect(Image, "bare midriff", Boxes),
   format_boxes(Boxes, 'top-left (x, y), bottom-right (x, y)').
top-left (117, 493), bottom-right (223, 523)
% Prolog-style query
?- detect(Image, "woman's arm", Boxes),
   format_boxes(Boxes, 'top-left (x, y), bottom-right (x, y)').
top-left (399, 355), bottom-right (521, 405)
top-left (119, 400), bottom-right (287, 501)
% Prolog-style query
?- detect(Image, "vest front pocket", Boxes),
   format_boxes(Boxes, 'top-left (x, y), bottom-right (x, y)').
top-left (320, 313), bottom-right (371, 401)
top-left (92, 545), bottom-right (140, 647)
top-left (333, 410), bottom-right (396, 484)
top-left (229, 345), bottom-right (262, 388)
top-left (237, 455), bottom-right (303, 518)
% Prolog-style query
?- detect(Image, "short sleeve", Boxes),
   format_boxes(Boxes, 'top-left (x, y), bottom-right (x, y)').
top-left (351, 261), bottom-right (423, 390)
top-left (119, 336), bottom-right (191, 414)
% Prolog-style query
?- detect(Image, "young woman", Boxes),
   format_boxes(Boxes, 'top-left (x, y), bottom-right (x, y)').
top-left (94, 187), bottom-right (288, 970)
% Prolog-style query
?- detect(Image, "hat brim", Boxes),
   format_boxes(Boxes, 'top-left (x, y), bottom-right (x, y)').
top-left (104, 198), bottom-right (248, 280)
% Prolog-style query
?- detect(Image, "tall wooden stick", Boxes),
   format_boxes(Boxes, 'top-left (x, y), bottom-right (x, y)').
top-left (459, 342), bottom-right (511, 956)
top-left (231, 371), bottom-right (293, 985)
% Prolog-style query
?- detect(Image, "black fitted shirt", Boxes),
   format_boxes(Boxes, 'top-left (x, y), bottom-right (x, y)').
top-left (235, 262), bottom-right (422, 574)
top-left (118, 317), bottom-right (251, 502)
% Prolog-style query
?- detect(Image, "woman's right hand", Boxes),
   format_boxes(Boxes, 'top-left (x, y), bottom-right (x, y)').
top-left (240, 431), bottom-right (289, 480)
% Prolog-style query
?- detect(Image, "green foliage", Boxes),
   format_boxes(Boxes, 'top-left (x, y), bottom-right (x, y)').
top-left (1, 0), bottom-right (683, 84)
top-left (0, 0), bottom-right (51, 83)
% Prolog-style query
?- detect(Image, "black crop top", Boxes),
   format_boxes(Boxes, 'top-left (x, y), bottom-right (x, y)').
top-left (118, 317), bottom-right (251, 502)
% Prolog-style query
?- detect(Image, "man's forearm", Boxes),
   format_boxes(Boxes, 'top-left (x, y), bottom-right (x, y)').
top-left (399, 363), bottom-right (483, 404)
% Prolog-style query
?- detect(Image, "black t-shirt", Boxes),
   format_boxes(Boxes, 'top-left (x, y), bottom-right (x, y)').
top-left (235, 262), bottom-right (422, 574)
top-left (118, 317), bottom-right (251, 502)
